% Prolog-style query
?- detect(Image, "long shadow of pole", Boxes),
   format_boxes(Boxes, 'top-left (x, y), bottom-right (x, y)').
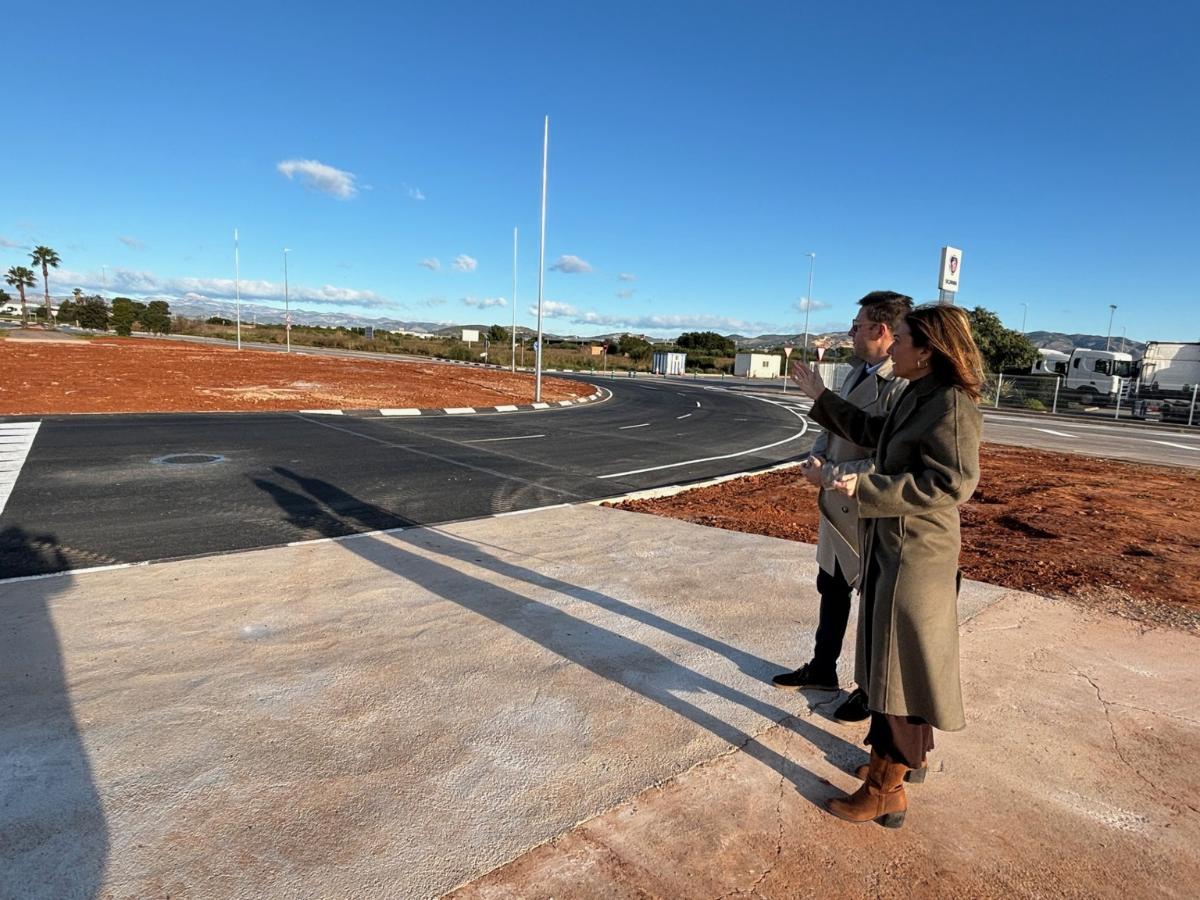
top-left (253, 469), bottom-right (860, 807)
top-left (0, 527), bottom-right (109, 899)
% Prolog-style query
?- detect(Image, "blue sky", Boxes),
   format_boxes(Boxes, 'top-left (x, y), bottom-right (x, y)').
top-left (3, 1), bottom-right (1196, 342)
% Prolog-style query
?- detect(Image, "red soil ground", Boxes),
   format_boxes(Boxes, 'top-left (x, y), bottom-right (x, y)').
top-left (611, 445), bottom-right (1200, 632)
top-left (0, 335), bottom-right (591, 414)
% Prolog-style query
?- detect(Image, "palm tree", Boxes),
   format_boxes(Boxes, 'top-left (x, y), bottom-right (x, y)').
top-left (5, 266), bottom-right (38, 326)
top-left (30, 245), bottom-right (61, 325)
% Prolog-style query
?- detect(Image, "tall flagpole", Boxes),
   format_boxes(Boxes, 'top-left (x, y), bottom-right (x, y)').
top-left (511, 226), bottom-right (518, 372)
top-left (234, 228), bottom-right (242, 350)
top-left (535, 116), bottom-right (548, 403)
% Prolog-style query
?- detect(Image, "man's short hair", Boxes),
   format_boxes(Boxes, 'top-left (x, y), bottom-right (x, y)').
top-left (858, 291), bottom-right (914, 331)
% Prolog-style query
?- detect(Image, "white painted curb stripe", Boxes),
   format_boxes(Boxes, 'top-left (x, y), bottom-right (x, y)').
top-left (444, 407), bottom-right (476, 415)
top-left (380, 408), bottom-right (422, 416)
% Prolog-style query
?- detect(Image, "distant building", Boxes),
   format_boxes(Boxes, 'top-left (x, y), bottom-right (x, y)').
top-left (588, 344), bottom-right (604, 356)
top-left (735, 352), bottom-right (782, 378)
top-left (652, 351), bottom-right (686, 375)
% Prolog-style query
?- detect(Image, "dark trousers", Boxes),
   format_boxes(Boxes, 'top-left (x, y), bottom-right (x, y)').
top-left (812, 559), bottom-right (853, 675)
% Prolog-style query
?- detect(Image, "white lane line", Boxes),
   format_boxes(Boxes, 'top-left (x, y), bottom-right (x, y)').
top-left (0, 421), bottom-right (40, 516)
top-left (462, 434), bottom-right (546, 444)
top-left (599, 394), bottom-right (809, 479)
top-left (695, 401), bottom-right (701, 408)
top-left (676, 413), bottom-right (692, 420)
top-left (619, 423), bottom-right (651, 430)
top-left (1149, 440), bottom-right (1200, 452)
top-left (1032, 428), bottom-right (1075, 438)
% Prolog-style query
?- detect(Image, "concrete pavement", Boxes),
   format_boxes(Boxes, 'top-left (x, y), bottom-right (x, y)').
top-left (1, 504), bottom-right (1197, 899)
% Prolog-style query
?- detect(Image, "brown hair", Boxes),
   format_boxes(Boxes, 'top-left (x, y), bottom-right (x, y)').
top-left (906, 304), bottom-right (986, 402)
top-left (858, 290), bottom-right (913, 331)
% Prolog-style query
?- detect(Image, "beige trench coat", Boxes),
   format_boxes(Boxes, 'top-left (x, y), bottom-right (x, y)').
top-left (810, 358), bottom-right (907, 587)
top-left (811, 376), bottom-right (982, 732)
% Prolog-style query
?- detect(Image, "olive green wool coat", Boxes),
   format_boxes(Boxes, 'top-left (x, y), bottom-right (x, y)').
top-left (811, 376), bottom-right (982, 732)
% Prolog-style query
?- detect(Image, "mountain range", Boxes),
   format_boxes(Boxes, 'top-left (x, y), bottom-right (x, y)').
top-left (160, 294), bottom-right (1149, 355)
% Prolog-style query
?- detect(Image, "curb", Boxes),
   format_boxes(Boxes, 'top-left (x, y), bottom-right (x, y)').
top-left (299, 387), bottom-right (610, 417)
top-left (590, 459), bottom-right (808, 507)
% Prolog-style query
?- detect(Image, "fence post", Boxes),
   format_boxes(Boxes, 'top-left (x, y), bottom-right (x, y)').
top-left (1114, 378), bottom-right (1123, 420)
top-left (994, 373), bottom-right (1003, 409)
top-left (1190, 383), bottom-right (1199, 428)
top-left (1052, 377), bottom-right (1061, 415)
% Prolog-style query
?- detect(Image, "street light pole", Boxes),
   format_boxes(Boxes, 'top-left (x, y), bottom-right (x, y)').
top-left (283, 248), bottom-right (292, 353)
top-left (1020, 302), bottom-right (1028, 334)
top-left (1106, 303), bottom-right (1117, 351)
top-left (511, 226), bottom-right (518, 372)
top-left (234, 228), bottom-right (242, 351)
top-left (801, 252), bottom-right (816, 365)
top-left (535, 115), bottom-right (549, 403)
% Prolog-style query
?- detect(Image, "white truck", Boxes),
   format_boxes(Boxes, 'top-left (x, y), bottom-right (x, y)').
top-left (1135, 342), bottom-right (1200, 397)
top-left (1054, 348), bottom-right (1135, 407)
top-left (1031, 348), bottom-right (1069, 375)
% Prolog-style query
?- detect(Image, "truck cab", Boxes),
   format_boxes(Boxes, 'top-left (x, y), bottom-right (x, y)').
top-left (1064, 348), bottom-right (1134, 406)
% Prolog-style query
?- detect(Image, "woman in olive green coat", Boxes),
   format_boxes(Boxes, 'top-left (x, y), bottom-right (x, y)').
top-left (791, 304), bottom-right (984, 828)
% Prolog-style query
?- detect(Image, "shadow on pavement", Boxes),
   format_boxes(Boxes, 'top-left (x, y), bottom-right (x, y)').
top-left (257, 469), bottom-right (862, 809)
top-left (0, 527), bottom-right (109, 899)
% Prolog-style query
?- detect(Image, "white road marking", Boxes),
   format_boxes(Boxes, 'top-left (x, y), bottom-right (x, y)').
top-left (1032, 428), bottom-right (1075, 438)
top-left (695, 401), bottom-right (701, 407)
top-left (599, 393), bottom-right (810, 479)
top-left (619, 423), bottom-right (651, 430)
top-left (380, 408), bottom-right (422, 416)
top-left (462, 434), bottom-right (546, 443)
top-left (676, 413), bottom-right (692, 420)
top-left (0, 421), bottom-right (40, 517)
top-left (1149, 440), bottom-right (1200, 452)
top-left (444, 407), bottom-right (476, 415)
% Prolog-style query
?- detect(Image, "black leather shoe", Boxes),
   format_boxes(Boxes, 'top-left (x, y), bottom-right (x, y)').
top-left (833, 687), bottom-right (871, 722)
top-left (771, 662), bottom-right (839, 692)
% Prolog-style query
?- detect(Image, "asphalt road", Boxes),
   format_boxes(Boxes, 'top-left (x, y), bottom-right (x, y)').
top-left (0, 377), bottom-right (814, 577)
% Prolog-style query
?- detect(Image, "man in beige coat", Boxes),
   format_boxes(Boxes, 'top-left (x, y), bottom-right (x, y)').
top-left (772, 292), bottom-right (911, 720)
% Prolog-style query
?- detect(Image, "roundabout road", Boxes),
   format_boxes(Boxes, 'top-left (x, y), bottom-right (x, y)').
top-left (0, 376), bottom-right (815, 577)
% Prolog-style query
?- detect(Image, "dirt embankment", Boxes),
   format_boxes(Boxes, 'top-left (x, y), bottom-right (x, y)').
top-left (0, 337), bottom-right (592, 414)
top-left (611, 445), bottom-right (1200, 632)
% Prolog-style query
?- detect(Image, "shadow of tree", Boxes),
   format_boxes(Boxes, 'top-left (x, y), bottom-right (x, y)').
top-left (0, 527), bottom-right (109, 899)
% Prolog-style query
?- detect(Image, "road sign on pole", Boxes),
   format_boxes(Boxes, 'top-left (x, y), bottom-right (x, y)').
top-left (938, 246), bottom-right (962, 301)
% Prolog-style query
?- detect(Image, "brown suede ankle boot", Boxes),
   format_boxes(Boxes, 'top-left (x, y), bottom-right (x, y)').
top-left (828, 750), bottom-right (908, 827)
top-left (854, 758), bottom-right (928, 784)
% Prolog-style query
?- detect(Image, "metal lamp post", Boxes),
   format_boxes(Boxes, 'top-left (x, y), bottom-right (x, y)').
top-left (283, 248), bottom-right (292, 353)
top-left (801, 252), bottom-right (816, 365)
top-left (1106, 304), bottom-right (1117, 351)
top-left (1020, 302), bottom-right (1028, 334)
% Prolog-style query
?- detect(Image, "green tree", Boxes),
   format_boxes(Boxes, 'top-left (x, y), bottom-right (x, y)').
top-left (29, 246), bottom-right (61, 325)
top-left (142, 300), bottom-right (172, 334)
top-left (111, 297), bottom-right (136, 336)
top-left (486, 323), bottom-right (510, 343)
top-left (617, 333), bottom-right (652, 359)
top-left (76, 296), bottom-right (110, 330)
top-left (676, 330), bottom-right (736, 355)
top-left (56, 298), bottom-right (78, 325)
top-left (0, 289), bottom-right (12, 315)
top-left (5, 266), bottom-right (37, 326)
top-left (967, 306), bottom-right (1037, 373)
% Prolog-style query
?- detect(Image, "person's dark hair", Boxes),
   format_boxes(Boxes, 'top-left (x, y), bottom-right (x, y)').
top-left (858, 291), bottom-right (913, 331)
top-left (905, 303), bottom-right (986, 402)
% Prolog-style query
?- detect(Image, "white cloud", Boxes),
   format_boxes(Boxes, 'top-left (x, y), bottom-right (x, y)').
top-left (452, 254), bottom-right (478, 272)
top-left (419, 257), bottom-right (441, 271)
top-left (406, 185), bottom-right (426, 201)
top-left (418, 296), bottom-right (448, 307)
top-left (0, 236), bottom-right (25, 249)
top-left (529, 300), bottom-right (579, 318)
top-left (49, 266), bottom-right (397, 309)
top-left (462, 296), bottom-right (507, 309)
top-left (616, 289), bottom-right (635, 299)
top-left (793, 296), bottom-right (831, 313)
top-left (549, 254), bottom-right (593, 274)
top-left (118, 235), bottom-right (145, 250)
top-left (276, 158), bottom-right (359, 199)
top-left (618, 272), bottom-right (636, 281)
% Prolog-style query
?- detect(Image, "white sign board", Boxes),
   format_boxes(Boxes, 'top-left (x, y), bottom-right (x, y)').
top-left (783, 346), bottom-right (793, 357)
top-left (461, 328), bottom-right (480, 343)
top-left (938, 246), bottom-right (962, 293)
top-left (816, 347), bottom-right (826, 361)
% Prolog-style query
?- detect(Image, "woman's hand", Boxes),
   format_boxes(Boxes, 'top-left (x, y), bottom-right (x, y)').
top-left (790, 362), bottom-right (827, 400)
top-left (829, 474), bottom-right (858, 496)
top-left (800, 456), bottom-right (824, 486)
